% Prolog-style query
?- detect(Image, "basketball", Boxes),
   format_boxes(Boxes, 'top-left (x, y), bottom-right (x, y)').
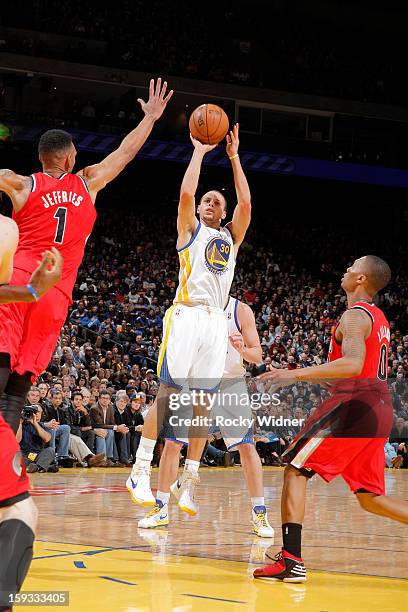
top-left (189, 104), bottom-right (229, 145)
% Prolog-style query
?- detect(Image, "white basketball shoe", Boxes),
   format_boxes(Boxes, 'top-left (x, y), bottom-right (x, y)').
top-left (126, 464), bottom-right (155, 506)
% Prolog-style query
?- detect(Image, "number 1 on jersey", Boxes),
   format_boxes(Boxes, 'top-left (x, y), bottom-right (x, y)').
top-left (54, 207), bottom-right (67, 244)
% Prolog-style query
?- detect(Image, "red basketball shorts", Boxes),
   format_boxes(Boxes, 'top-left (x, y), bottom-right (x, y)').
top-left (283, 386), bottom-right (393, 495)
top-left (0, 414), bottom-right (30, 507)
top-left (0, 268), bottom-right (70, 377)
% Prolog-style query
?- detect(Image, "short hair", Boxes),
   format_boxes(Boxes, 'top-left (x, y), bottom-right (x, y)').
top-left (99, 390), bottom-right (110, 398)
top-left (38, 129), bottom-right (73, 156)
top-left (50, 388), bottom-right (63, 397)
top-left (72, 391), bottom-right (83, 400)
top-left (365, 255), bottom-right (391, 292)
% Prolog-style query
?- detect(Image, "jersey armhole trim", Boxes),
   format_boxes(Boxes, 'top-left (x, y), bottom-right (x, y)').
top-left (351, 305), bottom-right (374, 324)
top-left (78, 175), bottom-right (90, 193)
top-left (350, 305), bottom-right (374, 339)
top-left (223, 223), bottom-right (233, 239)
top-left (234, 298), bottom-right (241, 333)
top-left (31, 174), bottom-right (36, 192)
top-left (177, 221), bottom-right (201, 253)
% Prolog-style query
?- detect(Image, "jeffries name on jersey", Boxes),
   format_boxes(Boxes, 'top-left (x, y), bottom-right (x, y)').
top-left (41, 189), bottom-right (84, 208)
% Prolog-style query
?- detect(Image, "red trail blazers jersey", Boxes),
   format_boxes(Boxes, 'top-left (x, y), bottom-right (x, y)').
top-left (282, 300), bottom-right (393, 495)
top-left (12, 172), bottom-right (97, 299)
top-left (329, 300), bottom-right (390, 381)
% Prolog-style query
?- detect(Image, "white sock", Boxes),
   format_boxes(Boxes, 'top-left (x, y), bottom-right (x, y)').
top-left (133, 437), bottom-right (156, 472)
top-left (156, 491), bottom-right (170, 506)
top-left (251, 497), bottom-right (265, 509)
top-left (185, 459), bottom-right (200, 475)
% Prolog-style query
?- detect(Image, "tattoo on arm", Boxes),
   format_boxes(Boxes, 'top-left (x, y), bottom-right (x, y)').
top-left (339, 309), bottom-right (370, 363)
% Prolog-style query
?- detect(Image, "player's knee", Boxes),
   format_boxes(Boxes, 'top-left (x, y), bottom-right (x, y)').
top-left (237, 443), bottom-right (252, 460)
top-left (284, 464), bottom-right (302, 482)
top-left (165, 440), bottom-right (183, 457)
top-left (356, 492), bottom-right (379, 513)
top-left (2, 497), bottom-right (38, 534)
top-left (4, 371), bottom-right (33, 396)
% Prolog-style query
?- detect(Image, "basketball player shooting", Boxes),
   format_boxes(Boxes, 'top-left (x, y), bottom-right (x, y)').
top-left (127, 124), bottom-right (252, 515)
top-left (253, 256), bottom-right (408, 583)
top-left (137, 296), bottom-right (274, 537)
top-left (0, 78), bottom-right (173, 434)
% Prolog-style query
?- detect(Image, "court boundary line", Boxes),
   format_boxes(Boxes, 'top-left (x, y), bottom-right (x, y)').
top-left (33, 540), bottom-right (408, 581)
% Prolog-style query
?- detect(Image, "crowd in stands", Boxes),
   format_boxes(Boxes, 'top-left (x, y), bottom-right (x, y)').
top-left (1, 1), bottom-right (407, 107)
top-left (18, 200), bottom-right (408, 471)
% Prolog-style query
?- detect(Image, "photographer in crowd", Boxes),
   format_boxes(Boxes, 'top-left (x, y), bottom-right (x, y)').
top-left (16, 405), bottom-right (57, 473)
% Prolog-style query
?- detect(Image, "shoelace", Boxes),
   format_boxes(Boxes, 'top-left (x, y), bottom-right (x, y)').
top-left (184, 472), bottom-right (199, 499)
top-left (135, 464), bottom-right (151, 478)
top-left (255, 511), bottom-right (268, 527)
top-left (272, 551), bottom-right (283, 563)
top-left (145, 504), bottom-right (161, 518)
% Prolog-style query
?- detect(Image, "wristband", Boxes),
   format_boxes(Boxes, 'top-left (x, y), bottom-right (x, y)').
top-left (26, 284), bottom-right (40, 301)
top-left (229, 153), bottom-right (239, 161)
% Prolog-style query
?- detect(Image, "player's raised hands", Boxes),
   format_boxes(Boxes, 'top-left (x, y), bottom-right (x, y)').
top-left (138, 78), bottom-right (174, 121)
top-left (226, 123), bottom-right (240, 158)
top-left (29, 247), bottom-right (63, 297)
top-left (190, 133), bottom-right (218, 154)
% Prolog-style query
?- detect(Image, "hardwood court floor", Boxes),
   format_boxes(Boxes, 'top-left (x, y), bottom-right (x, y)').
top-left (17, 466), bottom-right (408, 611)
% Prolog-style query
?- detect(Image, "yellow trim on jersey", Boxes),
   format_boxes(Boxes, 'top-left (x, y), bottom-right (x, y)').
top-left (175, 248), bottom-right (191, 304)
top-left (157, 304), bottom-right (176, 376)
top-left (183, 248), bottom-right (191, 301)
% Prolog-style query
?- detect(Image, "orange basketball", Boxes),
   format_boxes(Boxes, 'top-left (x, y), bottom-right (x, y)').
top-left (189, 104), bottom-right (229, 145)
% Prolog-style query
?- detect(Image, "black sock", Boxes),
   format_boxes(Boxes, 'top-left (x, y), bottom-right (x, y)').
top-left (282, 523), bottom-right (302, 558)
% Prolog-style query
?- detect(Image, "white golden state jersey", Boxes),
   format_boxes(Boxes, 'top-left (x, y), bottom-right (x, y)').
top-left (174, 222), bottom-right (235, 310)
top-left (224, 296), bottom-right (245, 378)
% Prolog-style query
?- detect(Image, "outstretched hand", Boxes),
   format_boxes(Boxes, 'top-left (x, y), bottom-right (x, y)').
top-left (256, 367), bottom-right (298, 388)
top-left (190, 133), bottom-right (218, 154)
top-left (226, 123), bottom-right (239, 157)
top-left (138, 78), bottom-right (174, 121)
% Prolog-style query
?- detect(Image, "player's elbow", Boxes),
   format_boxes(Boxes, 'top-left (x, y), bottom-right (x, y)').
top-left (348, 359), bottom-right (364, 377)
top-left (180, 189), bottom-right (195, 203)
top-left (239, 199), bottom-right (252, 215)
top-left (254, 348), bottom-right (262, 364)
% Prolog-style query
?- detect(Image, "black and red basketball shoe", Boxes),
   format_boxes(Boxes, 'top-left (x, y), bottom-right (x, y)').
top-left (253, 549), bottom-right (306, 582)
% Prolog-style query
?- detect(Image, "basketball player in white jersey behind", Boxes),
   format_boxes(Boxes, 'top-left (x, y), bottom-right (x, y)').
top-left (127, 125), bottom-right (252, 514)
top-left (138, 296), bottom-right (274, 537)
